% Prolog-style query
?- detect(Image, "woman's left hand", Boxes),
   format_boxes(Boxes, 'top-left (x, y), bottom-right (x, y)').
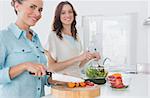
top-left (92, 52), bottom-right (101, 61)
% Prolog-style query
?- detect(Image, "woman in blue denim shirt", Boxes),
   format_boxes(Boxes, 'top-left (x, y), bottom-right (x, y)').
top-left (0, 0), bottom-right (51, 98)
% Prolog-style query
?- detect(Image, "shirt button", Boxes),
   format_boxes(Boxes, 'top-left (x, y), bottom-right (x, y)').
top-left (38, 77), bottom-right (40, 80)
top-left (38, 88), bottom-right (40, 90)
top-left (36, 46), bottom-right (38, 48)
top-left (22, 49), bottom-right (25, 52)
top-left (37, 56), bottom-right (39, 58)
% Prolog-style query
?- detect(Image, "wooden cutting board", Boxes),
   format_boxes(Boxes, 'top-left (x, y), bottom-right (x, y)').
top-left (51, 85), bottom-right (100, 98)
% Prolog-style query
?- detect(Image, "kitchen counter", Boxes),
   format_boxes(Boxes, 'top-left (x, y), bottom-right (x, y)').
top-left (42, 74), bottom-right (150, 98)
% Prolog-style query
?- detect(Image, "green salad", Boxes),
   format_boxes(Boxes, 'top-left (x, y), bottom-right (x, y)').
top-left (85, 66), bottom-right (108, 79)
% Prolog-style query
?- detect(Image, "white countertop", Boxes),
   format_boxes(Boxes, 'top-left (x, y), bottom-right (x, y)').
top-left (42, 74), bottom-right (150, 98)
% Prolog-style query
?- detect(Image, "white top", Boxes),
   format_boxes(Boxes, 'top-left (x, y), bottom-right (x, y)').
top-left (46, 32), bottom-right (82, 76)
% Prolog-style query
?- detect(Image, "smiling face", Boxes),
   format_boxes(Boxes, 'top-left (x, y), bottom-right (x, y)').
top-left (15, 0), bottom-right (43, 28)
top-left (60, 4), bottom-right (74, 26)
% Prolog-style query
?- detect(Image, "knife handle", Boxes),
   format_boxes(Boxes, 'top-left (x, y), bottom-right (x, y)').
top-left (29, 71), bottom-right (52, 77)
top-left (46, 71), bottom-right (52, 76)
top-left (29, 71), bottom-right (35, 75)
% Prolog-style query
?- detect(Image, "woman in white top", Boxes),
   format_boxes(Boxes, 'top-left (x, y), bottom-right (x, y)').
top-left (46, 1), bottom-right (100, 76)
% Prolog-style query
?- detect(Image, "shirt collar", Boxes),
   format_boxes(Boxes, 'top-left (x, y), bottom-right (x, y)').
top-left (8, 23), bottom-right (25, 39)
top-left (29, 29), bottom-right (38, 40)
top-left (8, 23), bottom-right (38, 39)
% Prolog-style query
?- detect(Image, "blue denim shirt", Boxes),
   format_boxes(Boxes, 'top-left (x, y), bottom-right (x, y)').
top-left (0, 23), bottom-right (50, 98)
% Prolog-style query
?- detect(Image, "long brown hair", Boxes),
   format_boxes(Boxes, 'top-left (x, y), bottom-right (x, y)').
top-left (11, 0), bottom-right (25, 15)
top-left (52, 1), bottom-right (78, 40)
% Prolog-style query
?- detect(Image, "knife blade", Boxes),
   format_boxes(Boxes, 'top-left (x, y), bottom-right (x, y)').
top-left (51, 72), bottom-right (85, 82)
top-left (29, 71), bottom-right (85, 82)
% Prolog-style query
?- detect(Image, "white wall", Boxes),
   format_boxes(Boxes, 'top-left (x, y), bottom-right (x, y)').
top-left (0, 0), bottom-right (149, 64)
top-left (148, 0), bottom-right (150, 63)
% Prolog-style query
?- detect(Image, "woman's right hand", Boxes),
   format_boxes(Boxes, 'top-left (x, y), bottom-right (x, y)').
top-left (23, 62), bottom-right (46, 77)
top-left (78, 51), bottom-right (93, 62)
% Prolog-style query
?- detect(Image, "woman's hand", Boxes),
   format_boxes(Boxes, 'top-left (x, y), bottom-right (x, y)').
top-left (78, 51), bottom-right (93, 62)
top-left (79, 51), bottom-right (101, 68)
top-left (9, 62), bottom-right (47, 79)
top-left (24, 62), bottom-right (46, 77)
top-left (92, 52), bottom-right (101, 61)
top-left (78, 51), bottom-right (101, 62)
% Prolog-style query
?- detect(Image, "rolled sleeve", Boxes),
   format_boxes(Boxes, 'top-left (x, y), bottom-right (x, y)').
top-left (0, 67), bottom-right (11, 84)
top-left (44, 75), bottom-right (51, 87)
top-left (0, 37), bottom-right (11, 84)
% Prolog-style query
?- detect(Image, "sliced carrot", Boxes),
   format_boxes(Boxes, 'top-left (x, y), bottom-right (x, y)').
top-left (112, 73), bottom-right (122, 77)
top-left (67, 82), bottom-right (76, 88)
top-left (79, 82), bottom-right (86, 87)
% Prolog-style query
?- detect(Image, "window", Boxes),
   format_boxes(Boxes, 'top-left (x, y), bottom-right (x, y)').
top-left (82, 14), bottom-right (137, 70)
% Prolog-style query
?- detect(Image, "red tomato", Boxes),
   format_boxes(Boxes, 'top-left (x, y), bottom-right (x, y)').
top-left (85, 81), bottom-right (94, 86)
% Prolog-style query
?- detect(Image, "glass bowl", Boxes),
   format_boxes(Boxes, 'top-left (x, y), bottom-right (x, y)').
top-left (85, 65), bottom-right (108, 85)
top-left (107, 72), bottom-right (132, 89)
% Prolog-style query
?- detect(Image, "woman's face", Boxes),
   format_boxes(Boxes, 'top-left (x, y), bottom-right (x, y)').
top-left (60, 4), bottom-right (74, 26)
top-left (16, 0), bottom-right (43, 27)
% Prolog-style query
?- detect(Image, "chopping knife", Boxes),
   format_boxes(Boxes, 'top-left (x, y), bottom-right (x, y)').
top-left (29, 71), bottom-right (85, 82)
